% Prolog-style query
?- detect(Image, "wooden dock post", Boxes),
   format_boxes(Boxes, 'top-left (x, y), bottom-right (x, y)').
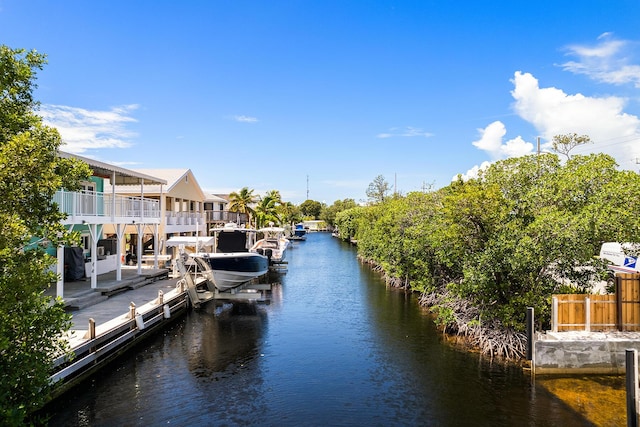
top-left (88, 318), bottom-right (96, 340)
top-left (626, 349), bottom-right (639, 427)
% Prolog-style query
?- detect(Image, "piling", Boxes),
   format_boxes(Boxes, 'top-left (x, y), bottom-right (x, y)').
top-left (627, 349), bottom-right (639, 427)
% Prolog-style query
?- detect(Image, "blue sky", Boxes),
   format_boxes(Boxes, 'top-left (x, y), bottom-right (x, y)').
top-left (2, 1), bottom-right (640, 204)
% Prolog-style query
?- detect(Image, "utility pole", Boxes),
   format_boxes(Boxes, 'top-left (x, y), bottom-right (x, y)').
top-left (537, 136), bottom-right (540, 155)
top-left (394, 173), bottom-right (397, 196)
top-left (306, 175), bottom-right (309, 200)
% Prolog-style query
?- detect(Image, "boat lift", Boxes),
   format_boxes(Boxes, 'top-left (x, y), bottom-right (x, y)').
top-left (175, 252), bottom-right (272, 308)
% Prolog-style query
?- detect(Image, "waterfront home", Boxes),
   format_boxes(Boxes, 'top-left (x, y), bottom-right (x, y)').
top-left (53, 152), bottom-right (167, 298)
top-left (104, 168), bottom-right (209, 260)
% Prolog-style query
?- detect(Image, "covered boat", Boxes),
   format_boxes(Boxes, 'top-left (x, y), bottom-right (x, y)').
top-left (194, 223), bottom-right (269, 291)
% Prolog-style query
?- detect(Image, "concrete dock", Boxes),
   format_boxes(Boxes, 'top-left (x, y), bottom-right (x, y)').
top-left (534, 330), bottom-right (640, 375)
top-left (45, 266), bottom-right (179, 329)
top-left (45, 266), bottom-right (189, 396)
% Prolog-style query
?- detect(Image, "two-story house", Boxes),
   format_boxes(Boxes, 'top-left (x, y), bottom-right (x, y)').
top-left (53, 152), bottom-right (167, 298)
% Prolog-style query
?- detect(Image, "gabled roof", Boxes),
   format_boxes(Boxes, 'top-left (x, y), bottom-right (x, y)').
top-left (131, 168), bottom-right (206, 201)
top-left (58, 151), bottom-right (167, 186)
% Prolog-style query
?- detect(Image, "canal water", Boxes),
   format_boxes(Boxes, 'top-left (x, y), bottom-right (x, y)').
top-left (46, 232), bottom-right (593, 426)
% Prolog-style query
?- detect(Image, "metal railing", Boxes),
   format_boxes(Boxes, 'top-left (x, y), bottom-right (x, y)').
top-left (54, 190), bottom-right (161, 222)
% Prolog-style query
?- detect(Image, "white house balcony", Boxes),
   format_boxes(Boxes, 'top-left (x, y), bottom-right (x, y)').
top-left (54, 190), bottom-right (161, 224)
top-left (164, 211), bottom-right (206, 233)
top-left (205, 210), bottom-right (247, 224)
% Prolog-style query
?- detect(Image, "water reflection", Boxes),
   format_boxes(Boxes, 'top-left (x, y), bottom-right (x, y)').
top-left (46, 232), bottom-right (598, 426)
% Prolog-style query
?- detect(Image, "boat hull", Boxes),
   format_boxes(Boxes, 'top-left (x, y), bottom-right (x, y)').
top-left (198, 252), bottom-right (269, 291)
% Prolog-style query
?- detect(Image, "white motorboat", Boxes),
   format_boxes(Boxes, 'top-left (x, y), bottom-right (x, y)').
top-left (251, 226), bottom-right (290, 264)
top-left (194, 223), bottom-right (269, 291)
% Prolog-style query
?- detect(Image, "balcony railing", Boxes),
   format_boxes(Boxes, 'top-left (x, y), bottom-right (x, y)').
top-left (165, 211), bottom-right (205, 226)
top-left (205, 210), bottom-right (247, 223)
top-left (54, 190), bottom-right (161, 222)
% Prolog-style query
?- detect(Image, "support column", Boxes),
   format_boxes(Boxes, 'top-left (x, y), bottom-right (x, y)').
top-left (56, 244), bottom-right (64, 298)
top-left (136, 223), bottom-right (143, 275)
top-left (115, 223), bottom-right (125, 281)
top-left (153, 223), bottom-right (159, 269)
top-left (88, 223), bottom-right (98, 289)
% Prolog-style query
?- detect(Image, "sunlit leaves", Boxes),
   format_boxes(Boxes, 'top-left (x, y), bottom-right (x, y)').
top-left (341, 148), bottom-right (640, 334)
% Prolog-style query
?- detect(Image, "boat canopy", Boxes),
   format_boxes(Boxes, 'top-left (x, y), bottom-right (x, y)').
top-left (166, 236), bottom-right (215, 247)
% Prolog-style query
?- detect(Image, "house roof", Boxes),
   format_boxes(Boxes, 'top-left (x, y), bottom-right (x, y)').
top-left (205, 193), bottom-right (228, 204)
top-left (58, 151), bottom-right (167, 186)
top-left (119, 169), bottom-right (207, 201)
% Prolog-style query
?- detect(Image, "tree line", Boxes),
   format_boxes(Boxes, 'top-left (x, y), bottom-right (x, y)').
top-left (226, 186), bottom-right (358, 229)
top-left (334, 150), bottom-right (640, 359)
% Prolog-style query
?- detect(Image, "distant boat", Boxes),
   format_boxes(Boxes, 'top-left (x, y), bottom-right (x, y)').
top-left (194, 223), bottom-right (269, 291)
top-left (294, 223), bottom-right (307, 237)
top-left (288, 223), bottom-right (307, 241)
top-left (251, 226), bottom-right (290, 264)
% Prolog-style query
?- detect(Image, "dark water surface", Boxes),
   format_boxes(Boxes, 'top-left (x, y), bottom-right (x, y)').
top-left (46, 232), bottom-right (590, 426)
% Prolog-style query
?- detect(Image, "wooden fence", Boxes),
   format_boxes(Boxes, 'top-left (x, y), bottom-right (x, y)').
top-left (552, 273), bottom-right (640, 332)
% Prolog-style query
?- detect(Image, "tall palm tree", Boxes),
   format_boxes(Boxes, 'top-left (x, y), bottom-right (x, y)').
top-left (255, 193), bottom-right (280, 228)
top-left (228, 187), bottom-right (256, 225)
top-left (265, 189), bottom-right (282, 204)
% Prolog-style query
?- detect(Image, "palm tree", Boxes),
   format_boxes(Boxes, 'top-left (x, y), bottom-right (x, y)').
top-left (265, 189), bottom-right (282, 204)
top-left (228, 187), bottom-right (256, 225)
top-left (255, 193), bottom-right (280, 228)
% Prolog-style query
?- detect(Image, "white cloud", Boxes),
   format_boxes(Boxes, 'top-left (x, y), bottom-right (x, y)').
top-left (376, 126), bottom-right (433, 139)
top-left (471, 120), bottom-right (533, 159)
top-left (463, 65), bottom-right (640, 180)
top-left (511, 71), bottom-right (640, 164)
top-left (233, 115), bottom-right (258, 123)
top-left (39, 104), bottom-right (138, 153)
top-left (456, 161), bottom-right (492, 182)
top-left (561, 33), bottom-right (640, 88)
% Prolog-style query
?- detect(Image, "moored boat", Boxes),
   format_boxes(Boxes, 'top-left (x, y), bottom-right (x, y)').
top-left (194, 223), bottom-right (269, 291)
top-left (251, 226), bottom-right (290, 264)
top-left (290, 223), bottom-right (307, 240)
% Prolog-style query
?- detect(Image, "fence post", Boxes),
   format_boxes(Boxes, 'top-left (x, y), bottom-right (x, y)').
top-left (552, 296), bottom-right (558, 333)
top-left (526, 307), bottom-right (534, 361)
top-left (585, 297), bottom-right (591, 333)
top-left (617, 276), bottom-right (623, 332)
top-left (626, 349), bottom-right (639, 427)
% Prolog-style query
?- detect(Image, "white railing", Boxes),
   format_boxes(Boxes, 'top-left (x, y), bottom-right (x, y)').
top-left (54, 190), bottom-right (160, 222)
top-left (205, 210), bottom-right (247, 223)
top-left (165, 211), bottom-right (205, 226)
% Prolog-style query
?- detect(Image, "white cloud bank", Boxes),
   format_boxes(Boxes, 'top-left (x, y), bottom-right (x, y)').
top-left (39, 104), bottom-right (138, 153)
top-left (461, 34), bottom-right (640, 180)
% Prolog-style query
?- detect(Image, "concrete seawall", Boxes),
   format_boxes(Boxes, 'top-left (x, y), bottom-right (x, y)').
top-left (534, 331), bottom-right (640, 375)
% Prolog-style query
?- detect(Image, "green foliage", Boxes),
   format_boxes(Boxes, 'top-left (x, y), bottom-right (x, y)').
top-left (0, 45), bottom-right (90, 423)
top-left (320, 198), bottom-right (357, 226)
top-left (551, 133), bottom-right (591, 160)
top-left (277, 201), bottom-right (302, 225)
top-left (228, 187), bottom-right (257, 225)
top-left (299, 199), bottom-right (323, 219)
top-left (348, 149), bottom-right (640, 333)
top-left (255, 190), bottom-right (282, 228)
top-left (365, 174), bottom-right (391, 204)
